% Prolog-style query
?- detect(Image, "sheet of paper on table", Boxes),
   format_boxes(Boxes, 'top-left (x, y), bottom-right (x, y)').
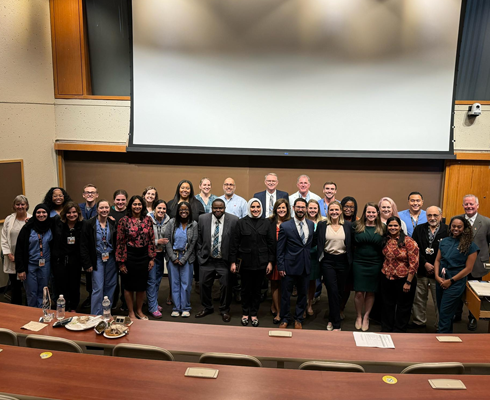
top-left (353, 332), bottom-right (395, 349)
top-left (468, 280), bottom-right (490, 296)
top-left (21, 321), bottom-right (48, 332)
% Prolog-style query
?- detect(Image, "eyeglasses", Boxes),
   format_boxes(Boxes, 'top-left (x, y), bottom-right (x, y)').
top-left (84, 191), bottom-right (97, 195)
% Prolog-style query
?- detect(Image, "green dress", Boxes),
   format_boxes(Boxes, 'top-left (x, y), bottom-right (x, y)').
top-left (353, 226), bottom-right (384, 292)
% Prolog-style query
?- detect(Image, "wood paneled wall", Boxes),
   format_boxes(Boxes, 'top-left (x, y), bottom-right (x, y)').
top-left (443, 160), bottom-right (490, 219)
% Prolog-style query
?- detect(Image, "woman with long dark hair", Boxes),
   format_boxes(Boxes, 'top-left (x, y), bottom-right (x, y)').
top-left (164, 201), bottom-right (198, 318)
top-left (43, 187), bottom-right (72, 217)
top-left (142, 186), bottom-right (159, 214)
top-left (167, 180), bottom-right (205, 222)
top-left (352, 202), bottom-right (385, 331)
top-left (341, 196), bottom-right (358, 223)
top-left (116, 195), bottom-right (156, 320)
top-left (52, 201), bottom-right (84, 312)
top-left (435, 216), bottom-right (478, 333)
top-left (268, 198), bottom-right (290, 324)
top-left (15, 204), bottom-right (54, 307)
top-left (380, 216), bottom-right (419, 332)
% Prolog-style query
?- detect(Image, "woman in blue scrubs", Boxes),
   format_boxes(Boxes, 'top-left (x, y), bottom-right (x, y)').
top-left (15, 204), bottom-right (54, 307)
top-left (43, 187), bottom-right (72, 218)
top-left (81, 200), bottom-right (117, 315)
top-left (435, 216), bottom-right (478, 333)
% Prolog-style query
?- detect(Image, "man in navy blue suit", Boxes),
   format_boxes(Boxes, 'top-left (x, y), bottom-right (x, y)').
top-left (253, 173), bottom-right (289, 219)
top-left (277, 198), bottom-right (315, 329)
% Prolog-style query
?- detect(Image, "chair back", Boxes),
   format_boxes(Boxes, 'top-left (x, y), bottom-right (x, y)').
top-left (113, 344), bottom-right (174, 361)
top-left (199, 352), bottom-right (262, 368)
top-left (25, 335), bottom-right (83, 353)
top-left (401, 362), bottom-right (465, 375)
top-left (0, 328), bottom-right (18, 346)
top-left (0, 395), bottom-right (21, 400)
top-left (299, 361), bottom-right (365, 372)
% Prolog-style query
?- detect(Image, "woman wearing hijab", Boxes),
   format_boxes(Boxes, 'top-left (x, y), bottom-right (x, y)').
top-left (230, 198), bottom-right (275, 327)
top-left (15, 204), bottom-right (54, 307)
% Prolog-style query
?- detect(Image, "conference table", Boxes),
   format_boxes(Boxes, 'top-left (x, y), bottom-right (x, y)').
top-left (2, 303), bottom-right (490, 370)
top-left (0, 345), bottom-right (489, 400)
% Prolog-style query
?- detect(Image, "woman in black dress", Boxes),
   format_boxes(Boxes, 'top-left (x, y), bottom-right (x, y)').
top-left (230, 198), bottom-right (274, 327)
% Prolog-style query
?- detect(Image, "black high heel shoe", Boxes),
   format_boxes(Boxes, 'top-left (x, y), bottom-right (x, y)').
top-left (251, 318), bottom-right (259, 327)
top-left (241, 317), bottom-right (249, 326)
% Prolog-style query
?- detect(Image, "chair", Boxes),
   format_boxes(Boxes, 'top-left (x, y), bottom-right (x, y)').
top-left (113, 344), bottom-right (174, 361)
top-left (0, 329), bottom-right (18, 346)
top-left (401, 362), bottom-right (465, 375)
top-left (25, 335), bottom-right (83, 353)
top-left (0, 395), bottom-right (21, 400)
top-left (299, 361), bottom-right (365, 373)
top-left (199, 352), bottom-right (262, 368)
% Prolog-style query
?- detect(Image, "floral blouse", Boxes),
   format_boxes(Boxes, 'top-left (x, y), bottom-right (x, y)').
top-left (382, 236), bottom-right (419, 280)
top-left (116, 216), bottom-right (156, 264)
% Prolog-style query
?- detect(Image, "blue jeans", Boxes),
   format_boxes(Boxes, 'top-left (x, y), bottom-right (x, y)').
top-left (147, 253), bottom-right (164, 313)
top-left (25, 262), bottom-right (51, 308)
top-left (91, 254), bottom-right (117, 315)
top-left (168, 259), bottom-right (193, 313)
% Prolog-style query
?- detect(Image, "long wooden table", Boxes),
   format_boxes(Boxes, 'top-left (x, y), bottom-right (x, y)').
top-left (0, 345), bottom-right (489, 400)
top-left (2, 303), bottom-right (490, 369)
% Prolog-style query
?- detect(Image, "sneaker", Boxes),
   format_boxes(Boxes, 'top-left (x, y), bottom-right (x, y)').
top-left (182, 311), bottom-right (191, 318)
top-left (157, 305), bottom-right (163, 312)
top-left (171, 311), bottom-right (180, 317)
top-left (326, 322), bottom-right (333, 331)
top-left (151, 310), bottom-right (162, 319)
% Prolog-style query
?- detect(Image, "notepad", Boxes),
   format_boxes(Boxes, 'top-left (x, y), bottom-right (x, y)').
top-left (468, 280), bottom-right (490, 296)
top-left (436, 336), bottom-right (462, 343)
top-left (353, 332), bottom-right (395, 349)
top-left (185, 368), bottom-right (219, 379)
top-left (429, 379), bottom-right (466, 390)
top-left (269, 330), bottom-right (292, 338)
top-left (21, 321), bottom-right (48, 332)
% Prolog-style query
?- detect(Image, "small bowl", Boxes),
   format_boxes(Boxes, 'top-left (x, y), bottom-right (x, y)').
top-left (94, 320), bottom-right (108, 335)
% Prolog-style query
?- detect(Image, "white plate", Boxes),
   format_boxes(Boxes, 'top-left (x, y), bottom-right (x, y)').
top-left (65, 316), bottom-right (102, 331)
top-left (103, 331), bottom-right (127, 339)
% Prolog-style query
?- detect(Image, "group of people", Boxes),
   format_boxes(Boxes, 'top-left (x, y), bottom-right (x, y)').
top-left (2, 174), bottom-right (487, 334)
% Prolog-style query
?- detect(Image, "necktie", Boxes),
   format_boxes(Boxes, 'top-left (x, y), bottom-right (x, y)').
top-left (212, 220), bottom-right (220, 257)
top-left (299, 221), bottom-right (306, 244)
top-left (269, 194), bottom-right (274, 217)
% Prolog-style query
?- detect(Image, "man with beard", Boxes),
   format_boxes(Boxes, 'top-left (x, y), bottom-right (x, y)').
top-left (277, 198), bottom-right (315, 329)
top-left (410, 206), bottom-right (448, 329)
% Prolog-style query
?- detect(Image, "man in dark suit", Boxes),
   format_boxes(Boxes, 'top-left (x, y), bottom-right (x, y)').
top-left (195, 199), bottom-right (239, 322)
top-left (277, 198), bottom-right (315, 329)
top-left (253, 173), bottom-right (289, 219)
top-left (460, 194), bottom-right (490, 331)
top-left (411, 206), bottom-right (448, 329)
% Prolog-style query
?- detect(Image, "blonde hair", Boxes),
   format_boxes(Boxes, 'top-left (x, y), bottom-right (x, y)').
top-left (307, 199), bottom-right (324, 224)
top-left (326, 201), bottom-right (344, 225)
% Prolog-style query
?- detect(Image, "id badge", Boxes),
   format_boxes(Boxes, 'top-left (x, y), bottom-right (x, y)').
top-left (67, 236), bottom-right (75, 245)
top-left (425, 247), bottom-right (434, 255)
top-left (102, 252), bottom-right (109, 262)
top-left (39, 259), bottom-right (46, 267)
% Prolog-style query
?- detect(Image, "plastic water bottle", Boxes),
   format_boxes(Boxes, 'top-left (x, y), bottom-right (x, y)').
top-left (56, 295), bottom-right (66, 320)
top-left (102, 296), bottom-right (111, 321)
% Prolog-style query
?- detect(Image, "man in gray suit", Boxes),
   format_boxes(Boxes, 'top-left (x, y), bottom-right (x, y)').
top-left (195, 198), bottom-right (238, 322)
top-left (461, 194), bottom-right (490, 331)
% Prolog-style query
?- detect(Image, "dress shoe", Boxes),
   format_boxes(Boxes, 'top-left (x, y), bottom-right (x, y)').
top-left (453, 313), bottom-right (462, 322)
top-left (355, 318), bottom-right (362, 330)
top-left (251, 318), bottom-right (259, 327)
top-left (241, 317), bottom-right (249, 326)
top-left (273, 317), bottom-right (281, 324)
top-left (279, 322), bottom-right (288, 329)
top-left (195, 309), bottom-right (214, 318)
top-left (361, 319), bottom-right (369, 332)
top-left (222, 313), bottom-right (231, 323)
top-left (294, 321), bottom-right (303, 329)
top-left (468, 317), bottom-right (477, 331)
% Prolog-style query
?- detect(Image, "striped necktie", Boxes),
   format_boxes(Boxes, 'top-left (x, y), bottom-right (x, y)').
top-left (269, 194), bottom-right (274, 217)
top-left (212, 220), bottom-right (220, 257)
top-left (299, 221), bottom-right (306, 244)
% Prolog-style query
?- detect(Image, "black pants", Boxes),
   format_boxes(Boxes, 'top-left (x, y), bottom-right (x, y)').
top-left (85, 271), bottom-right (93, 300)
top-left (380, 276), bottom-right (417, 333)
top-left (193, 260), bottom-right (200, 284)
top-left (113, 272), bottom-right (127, 308)
top-left (240, 269), bottom-right (266, 317)
top-left (321, 254), bottom-right (348, 329)
top-left (199, 258), bottom-right (231, 313)
top-left (280, 272), bottom-right (309, 323)
top-left (9, 273), bottom-right (23, 305)
top-left (53, 257), bottom-right (82, 311)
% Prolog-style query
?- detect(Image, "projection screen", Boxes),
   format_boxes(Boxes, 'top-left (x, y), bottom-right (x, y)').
top-left (130, 0), bottom-right (462, 157)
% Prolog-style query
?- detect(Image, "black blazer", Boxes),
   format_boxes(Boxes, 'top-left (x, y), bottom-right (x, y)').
top-left (277, 218), bottom-right (316, 275)
top-left (316, 220), bottom-right (353, 266)
top-left (167, 198), bottom-right (205, 222)
top-left (229, 216), bottom-right (275, 270)
top-left (253, 190), bottom-right (289, 218)
top-left (80, 217), bottom-right (117, 271)
top-left (197, 212), bottom-right (239, 265)
top-left (412, 222), bottom-right (449, 277)
top-left (51, 217), bottom-right (84, 266)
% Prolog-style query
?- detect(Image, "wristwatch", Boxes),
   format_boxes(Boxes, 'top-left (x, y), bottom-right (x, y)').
top-left (450, 278), bottom-right (455, 285)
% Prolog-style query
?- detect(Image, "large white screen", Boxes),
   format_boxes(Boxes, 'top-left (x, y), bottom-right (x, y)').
top-left (132, 0), bottom-right (461, 153)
